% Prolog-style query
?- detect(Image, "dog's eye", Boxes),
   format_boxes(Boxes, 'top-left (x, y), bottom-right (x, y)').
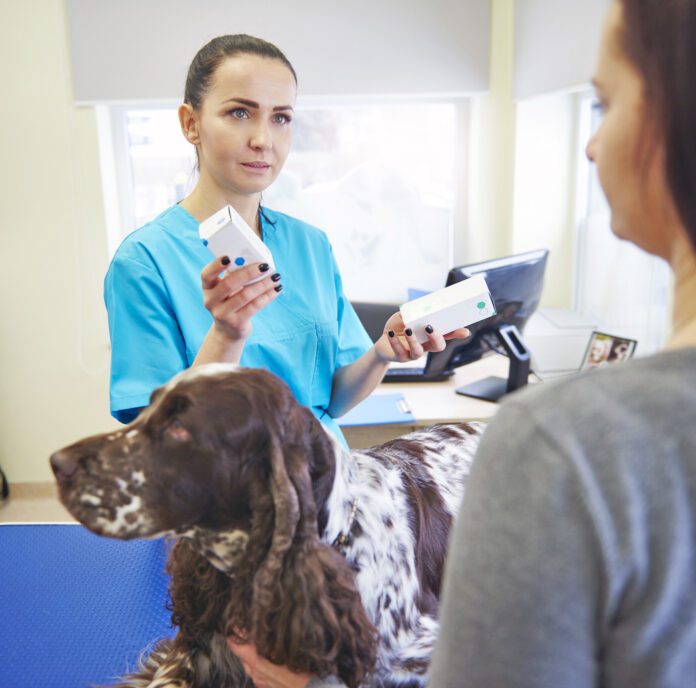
top-left (165, 419), bottom-right (191, 443)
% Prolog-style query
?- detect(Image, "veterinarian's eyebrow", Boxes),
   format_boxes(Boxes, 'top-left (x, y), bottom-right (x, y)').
top-left (221, 97), bottom-right (294, 113)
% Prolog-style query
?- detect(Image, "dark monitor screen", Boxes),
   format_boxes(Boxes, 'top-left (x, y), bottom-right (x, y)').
top-left (429, 248), bottom-right (549, 376)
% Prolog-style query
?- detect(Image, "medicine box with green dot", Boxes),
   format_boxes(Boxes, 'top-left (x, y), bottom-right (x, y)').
top-left (399, 274), bottom-right (496, 343)
top-left (198, 204), bottom-right (275, 285)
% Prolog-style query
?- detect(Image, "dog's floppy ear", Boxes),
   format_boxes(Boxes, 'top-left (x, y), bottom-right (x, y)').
top-left (248, 434), bottom-right (377, 688)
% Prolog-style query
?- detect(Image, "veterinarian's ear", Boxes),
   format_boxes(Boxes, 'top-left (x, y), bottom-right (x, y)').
top-left (250, 437), bottom-right (377, 687)
top-left (178, 103), bottom-right (200, 146)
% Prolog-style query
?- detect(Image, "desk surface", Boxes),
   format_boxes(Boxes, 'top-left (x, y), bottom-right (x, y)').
top-left (381, 354), bottom-right (514, 425)
top-left (342, 354), bottom-right (532, 447)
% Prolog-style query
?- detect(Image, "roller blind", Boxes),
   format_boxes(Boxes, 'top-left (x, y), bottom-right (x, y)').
top-left (514, 0), bottom-right (607, 100)
top-left (66, 0), bottom-right (490, 103)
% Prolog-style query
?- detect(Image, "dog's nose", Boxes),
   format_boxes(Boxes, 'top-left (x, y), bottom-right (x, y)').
top-left (50, 450), bottom-right (79, 480)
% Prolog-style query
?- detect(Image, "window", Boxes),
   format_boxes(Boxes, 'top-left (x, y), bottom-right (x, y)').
top-left (101, 101), bottom-right (468, 302)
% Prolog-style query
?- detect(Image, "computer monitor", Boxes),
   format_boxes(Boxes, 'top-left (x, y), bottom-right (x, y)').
top-left (434, 248), bottom-right (549, 401)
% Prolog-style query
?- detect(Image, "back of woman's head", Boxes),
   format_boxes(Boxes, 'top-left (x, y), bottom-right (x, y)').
top-left (619, 0), bottom-right (696, 250)
top-left (184, 34), bottom-right (297, 110)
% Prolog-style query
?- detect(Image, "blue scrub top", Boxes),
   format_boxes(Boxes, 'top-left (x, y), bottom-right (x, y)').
top-left (104, 204), bottom-right (372, 445)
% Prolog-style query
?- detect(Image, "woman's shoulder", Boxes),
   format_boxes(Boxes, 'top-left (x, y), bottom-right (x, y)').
top-left (473, 348), bottom-right (696, 516)
top-left (500, 347), bottom-right (696, 442)
top-left (512, 348), bottom-right (695, 406)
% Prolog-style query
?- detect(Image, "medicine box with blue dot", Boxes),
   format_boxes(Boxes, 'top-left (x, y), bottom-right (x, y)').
top-left (198, 204), bottom-right (275, 285)
top-left (399, 274), bottom-right (496, 343)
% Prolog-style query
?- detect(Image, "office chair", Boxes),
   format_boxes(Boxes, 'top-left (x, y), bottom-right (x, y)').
top-left (351, 301), bottom-right (399, 342)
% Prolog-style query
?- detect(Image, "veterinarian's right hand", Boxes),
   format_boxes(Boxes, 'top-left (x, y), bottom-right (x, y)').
top-left (374, 311), bottom-right (471, 363)
top-left (228, 639), bottom-right (314, 688)
top-left (201, 257), bottom-right (283, 342)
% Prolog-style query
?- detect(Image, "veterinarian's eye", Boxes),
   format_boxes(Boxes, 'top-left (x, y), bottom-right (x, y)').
top-left (165, 419), bottom-right (191, 443)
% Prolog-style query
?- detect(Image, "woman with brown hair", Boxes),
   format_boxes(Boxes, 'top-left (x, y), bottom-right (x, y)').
top-left (429, 1), bottom-right (696, 686)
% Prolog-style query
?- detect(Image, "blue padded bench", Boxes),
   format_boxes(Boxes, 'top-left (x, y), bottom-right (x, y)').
top-left (0, 523), bottom-right (174, 688)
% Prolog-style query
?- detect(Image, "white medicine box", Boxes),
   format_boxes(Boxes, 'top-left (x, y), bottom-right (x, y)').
top-left (400, 275), bottom-right (495, 343)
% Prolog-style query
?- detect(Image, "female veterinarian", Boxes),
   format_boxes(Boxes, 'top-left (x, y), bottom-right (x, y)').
top-left (104, 34), bottom-right (468, 444)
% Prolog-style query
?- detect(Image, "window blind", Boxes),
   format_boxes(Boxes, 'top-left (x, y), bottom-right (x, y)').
top-left (514, 0), bottom-right (606, 100)
top-left (66, 0), bottom-right (490, 103)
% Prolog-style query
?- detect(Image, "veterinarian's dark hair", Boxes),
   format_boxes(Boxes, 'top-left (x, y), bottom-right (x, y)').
top-left (184, 34), bottom-right (297, 111)
top-left (619, 0), bottom-right (696, 251)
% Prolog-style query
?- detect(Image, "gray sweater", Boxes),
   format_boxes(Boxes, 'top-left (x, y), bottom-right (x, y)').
top-left (429, 348), bottom-right (696, 688)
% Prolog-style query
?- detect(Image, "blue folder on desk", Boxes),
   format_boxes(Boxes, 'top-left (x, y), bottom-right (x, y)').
top-left (0, 523), bottom-right (173, 688)
top-left (338, 393), bottom-right (414, 426)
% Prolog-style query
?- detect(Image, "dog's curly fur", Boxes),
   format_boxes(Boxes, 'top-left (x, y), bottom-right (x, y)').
top-left (51, 364), bottom-right (482, 687)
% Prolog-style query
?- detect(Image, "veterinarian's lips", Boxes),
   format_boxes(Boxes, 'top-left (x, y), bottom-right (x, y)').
top-left (240, 161), bottom-right (271, 174)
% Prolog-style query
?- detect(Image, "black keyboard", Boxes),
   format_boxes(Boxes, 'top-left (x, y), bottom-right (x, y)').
top-left (383, 367), bottom-right (452, 383)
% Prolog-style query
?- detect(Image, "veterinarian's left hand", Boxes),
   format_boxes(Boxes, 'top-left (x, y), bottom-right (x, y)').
top-left (228, 640), bottom-right (314, 688)
top-left (374, 311), bottom-right (471, 363)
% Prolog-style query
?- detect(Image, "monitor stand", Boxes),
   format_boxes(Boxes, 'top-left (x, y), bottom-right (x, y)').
top-left (455, 324), bottom-right (531, 402)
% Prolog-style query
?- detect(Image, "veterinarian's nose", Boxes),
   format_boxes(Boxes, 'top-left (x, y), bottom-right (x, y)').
top-left (50, 450), bottom-right (78, 479)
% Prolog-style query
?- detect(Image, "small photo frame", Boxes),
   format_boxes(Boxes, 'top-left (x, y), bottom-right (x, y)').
top-left (580, 331), bottom-right (638, 371)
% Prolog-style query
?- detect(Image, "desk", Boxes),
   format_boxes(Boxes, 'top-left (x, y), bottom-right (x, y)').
top-left (342, 354), bottom-right (531, 448)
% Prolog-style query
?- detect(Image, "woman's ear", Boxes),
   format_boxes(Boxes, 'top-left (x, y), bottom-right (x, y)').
top-left (178, 103), bottom-right (200, 146)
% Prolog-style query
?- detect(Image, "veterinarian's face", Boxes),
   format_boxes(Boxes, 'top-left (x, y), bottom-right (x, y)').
top-left (586, 2), bottom-right (678, 260)
top-left (181, 54), bottom-right (296, 198)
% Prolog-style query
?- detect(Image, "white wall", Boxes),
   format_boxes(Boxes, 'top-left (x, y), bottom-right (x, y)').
top-left (465, 0), bottom-right (517, 264)
top-left (0, 0), bottom-right (116, 483)
top-left (511, 92), bottom-right (580, 308)
top-left (467, 0), bottom-right (580, 310)
top-left (507, 0), bottom-right (608, 310)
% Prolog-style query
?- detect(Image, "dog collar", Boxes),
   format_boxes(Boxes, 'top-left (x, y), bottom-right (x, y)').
top-left (331, 498), bottom-right (358, 551)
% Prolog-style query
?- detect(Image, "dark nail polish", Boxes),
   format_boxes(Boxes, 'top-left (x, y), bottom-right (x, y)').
top-left (388, 331), bottom-right (395, 338)
top-left (259, 263), bottom-right (270, 272)
top-left (271, 273), bottom-right (281, 282)
top-left (405, 328), bottom-right (413, 336)
top-left (425, 325), bottom-right (434, 334)
top-left (274, 284), bottom-right (283, 292)
top-left (221, 256), bottom-right (231, 266)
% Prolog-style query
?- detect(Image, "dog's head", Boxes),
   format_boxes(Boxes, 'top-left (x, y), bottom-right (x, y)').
top-left (50, 364), bottom-right (334, 542)
top-left (51, 363), bottom-right (376, 686)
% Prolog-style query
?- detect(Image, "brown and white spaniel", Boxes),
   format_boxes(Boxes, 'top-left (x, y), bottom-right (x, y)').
top-left (51, 364), bottom-right (483, 687)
